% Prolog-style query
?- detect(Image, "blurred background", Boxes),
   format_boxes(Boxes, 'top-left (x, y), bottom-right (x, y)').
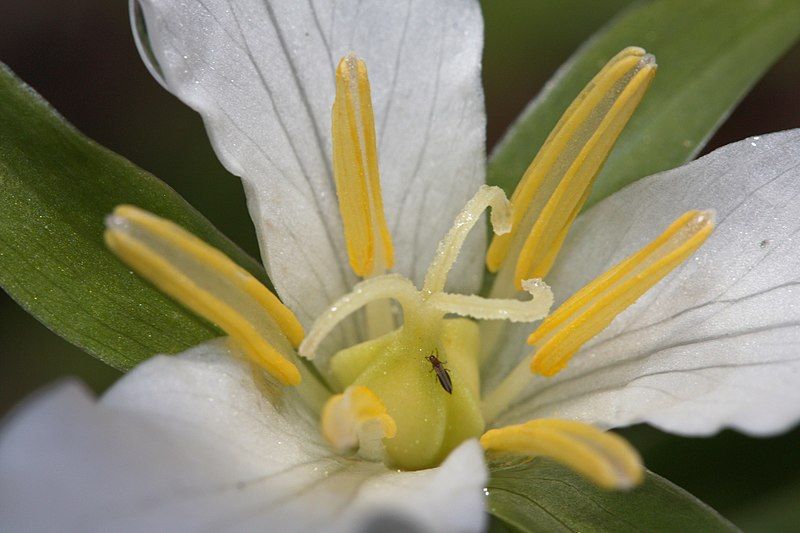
top-left (1, 1), bottom-right (799, 529)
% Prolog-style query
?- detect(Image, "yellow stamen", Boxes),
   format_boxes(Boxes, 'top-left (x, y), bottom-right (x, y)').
top-left (486, 47), bottom-right (657, 290)
top-left (480, 419), bottom-right (643, 490)
top-left (322, 385), bottom-right (397, 461)
top-left (530, 210), bottom-right (715, 377)
top-left (104, 205), bottom-right (303, 386)
top-left (332, 54), bottom-right (394, 278)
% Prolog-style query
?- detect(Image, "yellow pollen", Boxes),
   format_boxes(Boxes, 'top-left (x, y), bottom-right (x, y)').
top-left (529, 209), bottom-right (715, 377)
top-left (480, 419), bottom-right (643, 490)
top-left (332, 54), bottom-right (394, 278)
top-left (104, 205), bottom-right (303, 386)
top-left (322, 385), bottom-right (397, 460)
top-left (486, 47), bottom-right (657, 289)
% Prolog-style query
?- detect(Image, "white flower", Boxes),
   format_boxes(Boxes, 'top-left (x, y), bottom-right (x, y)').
top-left (0, 341), bottom-right (487, 532)
top-left (2, 0), bottom-right (800, 531)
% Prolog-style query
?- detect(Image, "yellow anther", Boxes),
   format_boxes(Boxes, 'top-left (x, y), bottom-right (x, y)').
top-left (529, 210), bottom-right (715, 377)
top-left (322, 385), bottom-right (397, 460)
top-left (332, 54), bottom-right (394, 277)
top-left (480, 419), bottom-right (643, 490)
top-left (486, 47), bottom-right (657, 289)
top-left (104, 205), bottom-right (302, 386)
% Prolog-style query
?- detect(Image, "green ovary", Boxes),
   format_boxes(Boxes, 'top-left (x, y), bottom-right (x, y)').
top-left (330, 315), bottom-right (484, 470)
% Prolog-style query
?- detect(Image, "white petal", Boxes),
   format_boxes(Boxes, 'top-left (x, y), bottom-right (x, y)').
top-left (0, 340), bottom-right (487, 532)
top-left (132, 0), bottom-right (487, 331)
top-left (494, 130), bottom-right (800, 436)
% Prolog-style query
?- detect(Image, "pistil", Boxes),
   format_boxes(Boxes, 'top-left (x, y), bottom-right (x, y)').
top-left (300, 185), bottom-right (552, 469)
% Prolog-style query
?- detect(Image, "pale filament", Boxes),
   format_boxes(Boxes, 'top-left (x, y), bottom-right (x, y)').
top-left (427, 279), bottom-right (552, 323)
top-left (300, 187), bottom-right (553, 361)
top-left (422, 185), bottom-right (512, 294)
top-left (299, 274), bottom-right (422, 359)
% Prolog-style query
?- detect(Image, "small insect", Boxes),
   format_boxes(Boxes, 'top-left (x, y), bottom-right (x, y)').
top-left (426, 351), bottom-right (452, 394)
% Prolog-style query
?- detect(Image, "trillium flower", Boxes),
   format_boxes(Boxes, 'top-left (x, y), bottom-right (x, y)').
top-left (2, 0), bottom-right (800, 531)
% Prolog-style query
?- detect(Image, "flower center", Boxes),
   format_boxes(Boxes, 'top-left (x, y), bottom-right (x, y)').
top-left (299, 185), bottom-right (553, 469)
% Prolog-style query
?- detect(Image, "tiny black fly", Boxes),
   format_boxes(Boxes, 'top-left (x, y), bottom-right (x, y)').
top-left (426, 350), bottom-right (452, 394)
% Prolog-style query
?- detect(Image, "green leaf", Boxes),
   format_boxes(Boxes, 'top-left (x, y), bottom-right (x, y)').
top-left (487, 459), bottom-right (737, 532)
top-left (487, 0), bottom-right (800, 208)
top-left (730, 481), bottom-right (800, 532)
top-left (0, 63), bottom-right (269, 371)
top-left (487, 515), bottom-right (517, 533)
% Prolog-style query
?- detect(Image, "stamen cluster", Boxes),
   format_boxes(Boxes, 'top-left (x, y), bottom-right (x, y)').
top-left (104, 47), bottom-right (715, 490)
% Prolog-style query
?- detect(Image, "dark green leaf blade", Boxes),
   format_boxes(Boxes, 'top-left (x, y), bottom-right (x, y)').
top-left (0, 63), bottom-right (269, 371)
top-left (487, 0), bottom-right (800, 209)
top-left (730, 481), bottom-right (800, 532)
top-left (487, 459), bottom-right (737, 532)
